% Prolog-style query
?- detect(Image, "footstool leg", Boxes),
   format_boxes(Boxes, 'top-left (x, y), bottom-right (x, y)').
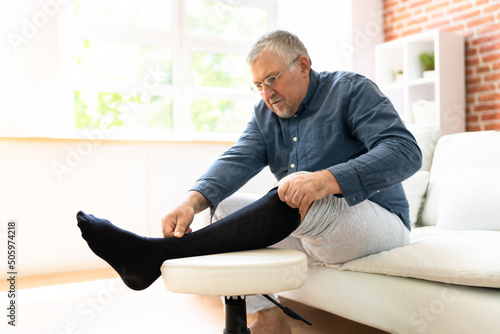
top-left (223, 296), bottom-right (250, 334)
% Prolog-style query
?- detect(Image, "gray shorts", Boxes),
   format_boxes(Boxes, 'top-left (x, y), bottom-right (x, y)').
top-left (213, 191), bottom-right (410, 313)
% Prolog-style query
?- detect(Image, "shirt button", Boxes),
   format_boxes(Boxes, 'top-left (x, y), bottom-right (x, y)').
top-left (290, 163), bottom-right (295, 168)
top-left (293, 137), bottom-right (297, 142)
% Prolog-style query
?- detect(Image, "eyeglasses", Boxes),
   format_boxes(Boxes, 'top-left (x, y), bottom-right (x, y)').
top-left (252, 56), bottom-right (300, 94)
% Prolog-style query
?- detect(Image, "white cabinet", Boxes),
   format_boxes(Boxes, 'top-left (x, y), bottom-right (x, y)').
top-left (375, 30), bottom-right (465, 135)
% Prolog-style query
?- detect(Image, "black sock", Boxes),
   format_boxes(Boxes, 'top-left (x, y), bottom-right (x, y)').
top-left (77, 188), bottom-right (300, 290)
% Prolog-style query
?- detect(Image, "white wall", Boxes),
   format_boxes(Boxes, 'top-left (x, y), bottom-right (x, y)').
top-left (275, 0), bottom-right (383, 79)
top-left (275, 0), bottom-right (354, 72)
top-left (0, 0), bottom-right (63, 137)
top-left (0, 138), bottom-right (276, 277)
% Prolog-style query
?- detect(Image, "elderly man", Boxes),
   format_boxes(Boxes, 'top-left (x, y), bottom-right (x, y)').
top-left (77, 30), bottom-right (421, 333)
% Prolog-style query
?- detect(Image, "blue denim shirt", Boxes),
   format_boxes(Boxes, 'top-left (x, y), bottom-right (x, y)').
top-left (192, 70), bottom-right (422, 229)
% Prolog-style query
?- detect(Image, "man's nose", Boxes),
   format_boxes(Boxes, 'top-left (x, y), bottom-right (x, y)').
top-left (261, 85), bottom-right (275, 100)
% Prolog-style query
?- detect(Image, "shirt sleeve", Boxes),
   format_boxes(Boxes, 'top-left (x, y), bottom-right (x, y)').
top-left (327, 74), bottom-right (422, 206)
top-left (190, 115), bottom-right (268, 209)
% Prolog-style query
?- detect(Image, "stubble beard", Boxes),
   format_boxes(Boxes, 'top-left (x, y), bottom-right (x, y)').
top-left (270, 98), bottom-right (296, 119)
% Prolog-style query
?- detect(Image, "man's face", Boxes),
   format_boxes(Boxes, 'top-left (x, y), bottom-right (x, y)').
top-left (250, 51), bottom-right (310, 118)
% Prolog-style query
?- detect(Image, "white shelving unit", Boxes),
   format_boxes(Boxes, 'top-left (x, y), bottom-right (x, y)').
top-left (375, 30), bottom-right (465, 135)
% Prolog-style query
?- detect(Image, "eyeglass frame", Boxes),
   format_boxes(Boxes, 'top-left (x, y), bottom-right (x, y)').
top-left (251, 55), bottom-right (301, 94)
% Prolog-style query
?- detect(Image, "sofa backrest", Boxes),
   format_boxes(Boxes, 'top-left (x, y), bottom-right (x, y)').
top-left (421, 131), bottom-right (500, 226)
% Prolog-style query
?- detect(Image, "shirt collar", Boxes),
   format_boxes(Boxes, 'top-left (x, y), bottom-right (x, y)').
top-left (297, 69), bottom-right (319, 115)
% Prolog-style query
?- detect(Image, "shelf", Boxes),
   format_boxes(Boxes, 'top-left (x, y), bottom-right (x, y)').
top-left (408, 76), bottom-right (435, 87)
top-left (375, 30), bottom-right (465, 135)
top-left (379, 82), bottom-right (404, 91)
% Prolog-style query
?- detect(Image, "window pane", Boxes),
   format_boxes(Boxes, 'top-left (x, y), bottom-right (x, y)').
top-left (73, 0), bottom-right (173, 31)
top-left (190, 51), bottom-right (250, 89)
top-left (73, 38), bottom-right (172, 85)
top-left (75, 91), bottom-right (173, 133)
top-left (186, 0), bottom-right (269, 40)
top-left (191, 98), bottom-right (253, 133)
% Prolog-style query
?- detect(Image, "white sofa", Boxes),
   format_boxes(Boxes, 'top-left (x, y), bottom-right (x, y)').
top-left (279, 130), bottom-right (500, 334)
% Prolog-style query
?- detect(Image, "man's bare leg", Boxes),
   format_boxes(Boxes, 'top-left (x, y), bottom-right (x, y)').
top-left (249, 306), bottom-right (292, 334)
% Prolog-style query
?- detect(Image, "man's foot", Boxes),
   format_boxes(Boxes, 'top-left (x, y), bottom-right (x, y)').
top-left (76, 211), bottom-right (165, 290)
top-left (249, 306), bottom-right (292, 334)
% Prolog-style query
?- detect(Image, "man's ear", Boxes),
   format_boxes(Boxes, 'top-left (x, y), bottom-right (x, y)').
top-left (298, 55), bottom-right (311, 76)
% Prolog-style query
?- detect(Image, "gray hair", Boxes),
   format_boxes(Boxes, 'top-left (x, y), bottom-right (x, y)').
top-left (246, 30), bottom-right (312, 69)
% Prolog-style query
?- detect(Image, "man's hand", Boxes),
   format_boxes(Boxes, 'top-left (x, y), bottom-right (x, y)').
top-left (161, 204), bottom-right (195, 238)
top-left (277, 170), bottom-right (341, 217)
top-left (161, 191), bottom-right (211, 238)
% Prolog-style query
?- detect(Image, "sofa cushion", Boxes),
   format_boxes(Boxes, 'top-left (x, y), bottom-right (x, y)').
top-left (421, 131), bottom-right (500, 226)
top-left (437, 168), bottom-right (500, 230)
top-left (407, 126), bottom-right (440, 172)
top-left (402, 171), bottom-right (429, 227)
top-left (328, 227), bottom-right (500, 288)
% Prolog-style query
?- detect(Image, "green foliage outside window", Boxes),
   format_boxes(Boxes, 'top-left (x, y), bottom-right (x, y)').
top-left (75, 91), bottom-right (172, 132)
top-left (192, 98), bottom-right (250, 133)
top-left (70, 0), bottom-right (269, 137)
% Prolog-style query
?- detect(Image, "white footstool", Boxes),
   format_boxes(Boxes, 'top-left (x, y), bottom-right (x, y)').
top-left (161, 248), bottom-right (309, 333)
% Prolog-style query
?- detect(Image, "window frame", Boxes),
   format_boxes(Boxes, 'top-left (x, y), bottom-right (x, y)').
top-left (59, 0), bottom-right (276, 141)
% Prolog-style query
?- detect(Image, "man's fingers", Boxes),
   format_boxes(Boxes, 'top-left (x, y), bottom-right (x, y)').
top-left (277, 181), bottom-right (289, 202)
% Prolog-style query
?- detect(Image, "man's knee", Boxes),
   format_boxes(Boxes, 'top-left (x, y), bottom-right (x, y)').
top-left (214, 192), bottom-right (260, 221)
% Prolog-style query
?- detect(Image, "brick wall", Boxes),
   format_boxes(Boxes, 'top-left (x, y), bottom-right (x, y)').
top-left (383, 0), bottom-right (500, 131)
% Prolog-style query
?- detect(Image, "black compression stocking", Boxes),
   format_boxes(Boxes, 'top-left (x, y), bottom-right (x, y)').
top-left (77, 188), bottom-right (300, 291)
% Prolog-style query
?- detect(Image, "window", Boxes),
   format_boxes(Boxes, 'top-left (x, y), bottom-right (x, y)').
top-left (61, 0), bottom-right (274, 140)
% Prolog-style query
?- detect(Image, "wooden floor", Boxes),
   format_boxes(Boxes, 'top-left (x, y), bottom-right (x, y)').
top-left (1, 269), bottom-right (387, 333)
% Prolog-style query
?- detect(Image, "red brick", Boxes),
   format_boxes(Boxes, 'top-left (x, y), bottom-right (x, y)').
top-left (384, 26), bottom-right (395, 35)
top-left (408, 16), bottom-right (428, 26)
top-left (475, 0), bottom-right (489, 6)
top-left (484, 73), bottom-right (500, 82)
top-left (447, 2), bottom-right (473, 15)
top-left (402, 27), bottom-right (423, 37)
top-left (479, 43), bottom-right (500, 53)
top-left (482, 112), bottom-right (500, 120)
top-left (396, 5), bottom-right (409, 13)
top-left (453, 9), bottom-right (481, 21)
top-left (466, 47), bottom-right (478, 57)
top-left (483, 53), bottom-right (500, 63)
top-left (466, 57), bottom-right (480, 66)
top-left (384, 0), bottom-right (399, 9)
top-left (425, 1), bottom-right (450, 13)
top-left (444, 24), bottom-right (465, 33)
top-left (478, 93), bottom-right (500, 102)
top-left (485, 122), bottom-right (500, 130)
top-left (476, 65), bottom-right (491, 74)
top-left (467, 124), bottom-right (483, 131)
top-left (468, 84), bottom-right (496, 93)
top-left (483, 2), bottom-right (500, 14)
top-left (391, 12), bottom-right (412, 23)
top-left (474, 103), bottom-right (500, 112)
top-left (425, 19), bottom-right (451, 30)
top-left (432, 11), bottom-right (445, 19)
top-left (385, 34), bottom-right (399, 42)
top-left (467, 77), bottom-right (482, 86)
top-left (466, 15), bottom-right (495, 28)
top-left (471, 34), bottom-right (500, 46)
top-left (462, 30), bottom-right (475, 38)
top-left (477, 23), bottom-right (500, 35)
top-left (467, 115), bottom-right (480, 123)
top-left (409, 0), bottom-right (433, 9)
top-left (493, 62), bottom-right (500, 70)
